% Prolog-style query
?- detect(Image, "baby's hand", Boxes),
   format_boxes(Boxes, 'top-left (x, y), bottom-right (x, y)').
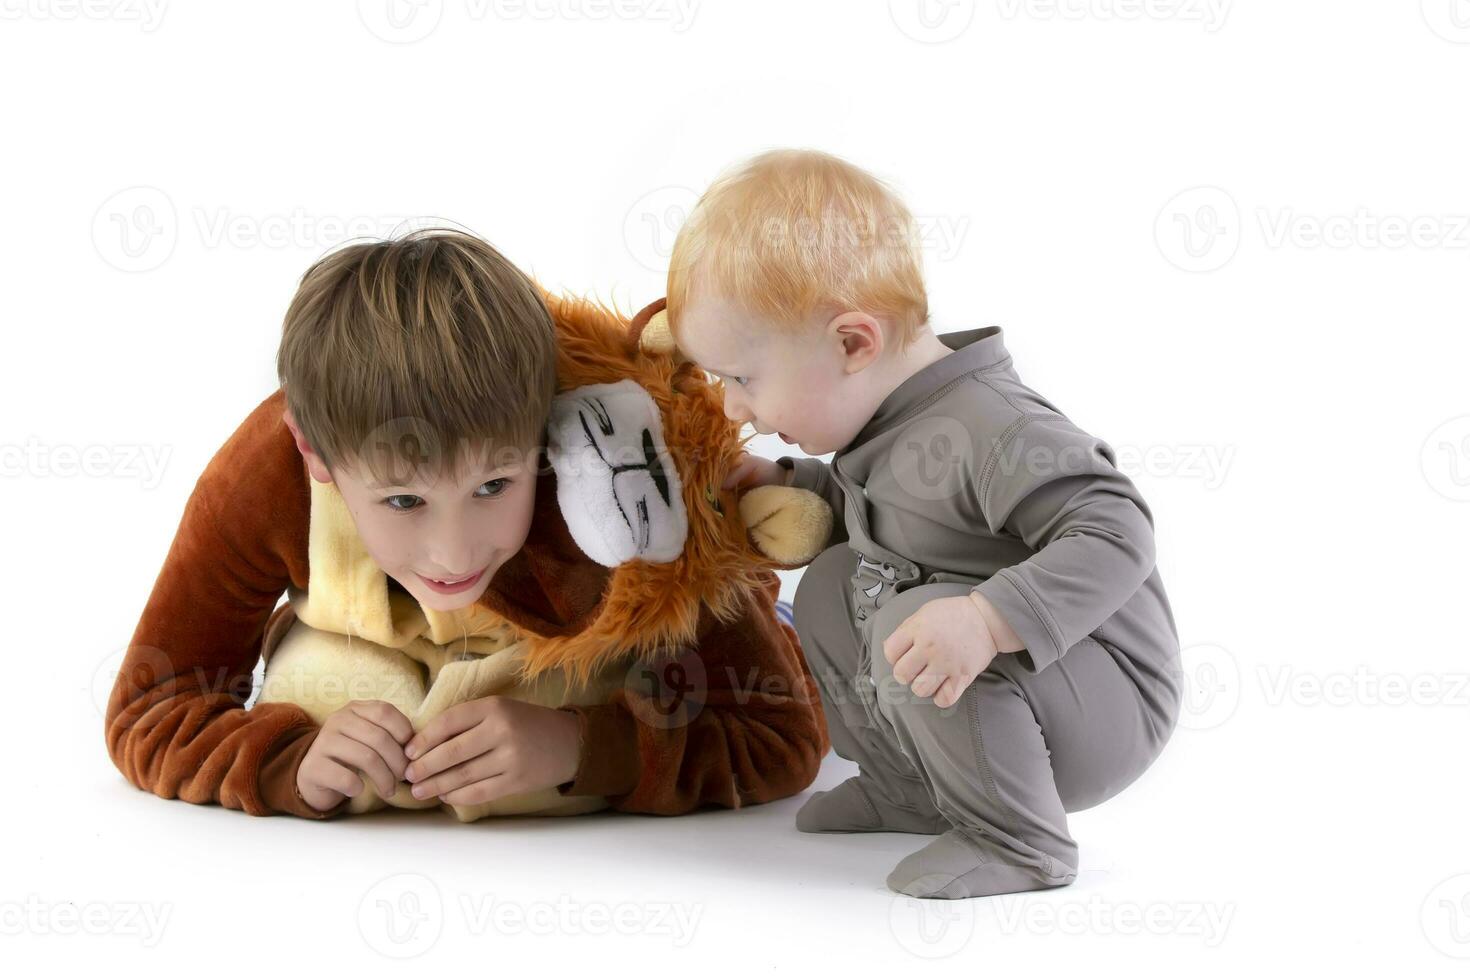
top-left (882, 596), bottom-right (1001, 709)
top-left (297, 700), bottom-right (414, 812)
top-left (722, 452), bottom-right (790, 491)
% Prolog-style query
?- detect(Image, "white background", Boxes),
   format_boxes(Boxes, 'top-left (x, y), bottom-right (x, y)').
top-left (3, 0), bottom-right (1468, 974)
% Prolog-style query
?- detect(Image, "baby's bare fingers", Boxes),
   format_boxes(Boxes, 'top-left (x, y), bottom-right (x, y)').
top-left (721, 455), bottom-right (755, 490)
top-left (933, 675), bottom-right (972, 710)
top-left (910, 671), bottom-right (946, 700)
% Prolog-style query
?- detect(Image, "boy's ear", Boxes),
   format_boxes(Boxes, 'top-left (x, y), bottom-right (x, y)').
top-left (628, 297), bottom-right (686, 365)
top-left (281, 405), bottom-right (333, 483)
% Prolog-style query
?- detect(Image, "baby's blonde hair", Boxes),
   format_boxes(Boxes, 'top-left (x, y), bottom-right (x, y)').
top-left (667, 148), bottom-right (929, 348)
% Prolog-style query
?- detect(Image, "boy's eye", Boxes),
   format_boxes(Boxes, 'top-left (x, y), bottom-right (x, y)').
top-left (476, 478), bottom-right (510, 498)
top-left (731, 376), bottom-right (749, 386)
top-left (383, 478), bottom-right (509, 512)
top-left (384, 494), bottom-right (422, 513)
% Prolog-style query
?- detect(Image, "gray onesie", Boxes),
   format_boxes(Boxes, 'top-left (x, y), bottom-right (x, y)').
top-left (778, 324), bottom-right (1182, 898)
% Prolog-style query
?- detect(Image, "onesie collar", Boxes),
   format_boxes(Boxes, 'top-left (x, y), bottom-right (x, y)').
top-left (845, 325), bottom-right (1010, 450)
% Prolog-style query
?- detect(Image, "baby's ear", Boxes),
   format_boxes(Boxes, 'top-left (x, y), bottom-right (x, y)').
top-left (628, 297), bottom-right (687, 365)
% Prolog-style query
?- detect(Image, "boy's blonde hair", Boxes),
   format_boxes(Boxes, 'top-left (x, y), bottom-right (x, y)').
top-left (276, 227), bottom-right (557, 484)
top-left (667, 148), bottom-right (929, 348)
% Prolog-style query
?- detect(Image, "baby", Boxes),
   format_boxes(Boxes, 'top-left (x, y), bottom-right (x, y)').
top-left (666, 149), bottom-right (1183, 900)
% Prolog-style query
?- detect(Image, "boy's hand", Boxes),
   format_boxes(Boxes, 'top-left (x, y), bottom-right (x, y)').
top-left (402, 697), bottom-right (582, 806)
top-left (882, 596), bottom-right (1003, 709)
top-left (722, 452), bottom-right (790, 491)
top-left (297, 699), bottom-right (414, 812)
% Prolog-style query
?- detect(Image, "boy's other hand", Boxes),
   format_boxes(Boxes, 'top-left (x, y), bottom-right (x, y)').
top-left (401, 696), bottom-right (582, 806)
top-left (722, 452), bottom-right (789, 491)
top-left (296, 700), bottom-right (414, 812)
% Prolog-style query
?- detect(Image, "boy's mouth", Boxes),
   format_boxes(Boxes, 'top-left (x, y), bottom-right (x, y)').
top-left (418, 568), bottom-right (487, 595)
top-left (779, 432), bottom-right (795, 444)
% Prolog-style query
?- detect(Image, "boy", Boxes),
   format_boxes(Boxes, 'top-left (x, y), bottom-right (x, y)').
top-left (666, 150), bottom-right (1183, 899)
top-left (105, 228), bottom-right (824, 819)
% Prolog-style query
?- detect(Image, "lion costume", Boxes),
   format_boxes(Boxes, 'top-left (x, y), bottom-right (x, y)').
top-left (105, 296), bottom-right (835, 822)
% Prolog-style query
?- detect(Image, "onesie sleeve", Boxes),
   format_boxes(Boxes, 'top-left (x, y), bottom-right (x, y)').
top-left (775, 454), bottom-right (849, 548)
top-left (554, 569), bottom-right (829, 813)
top-left (104, 394), bottom-right (347, 820)
top-left (970, 414), bottom-right (1159, 673)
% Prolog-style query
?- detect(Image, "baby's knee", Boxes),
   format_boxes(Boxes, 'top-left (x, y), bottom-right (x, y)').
top-left (792, 543), bottom-right (856, 653)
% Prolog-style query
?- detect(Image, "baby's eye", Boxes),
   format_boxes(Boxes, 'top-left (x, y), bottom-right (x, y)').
top-left (732, 376), bottom-right (749, 386)
top-left (384, 494), bottom-right (422, 513)
top-left (476, 478), bottom-right (510, 498)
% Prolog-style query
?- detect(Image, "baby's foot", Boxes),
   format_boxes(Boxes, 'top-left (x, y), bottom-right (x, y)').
top-left (886, 829), bottom-right (1076, 899)
top-left (795, 776), bottom-right (949, 835)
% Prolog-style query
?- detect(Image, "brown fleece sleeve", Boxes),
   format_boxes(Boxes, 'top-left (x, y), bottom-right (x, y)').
top-left (554, 570), bottom-right (830, 813)
top-left (104, 391), bottom-right (346, 820)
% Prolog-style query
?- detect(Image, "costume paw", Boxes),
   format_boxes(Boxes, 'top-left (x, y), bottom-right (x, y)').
top-left (739, 484), bottom-right (834, 569)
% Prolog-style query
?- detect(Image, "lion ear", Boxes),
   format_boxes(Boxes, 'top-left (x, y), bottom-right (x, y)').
top-left (628, 297), bottom-right (686, 365)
